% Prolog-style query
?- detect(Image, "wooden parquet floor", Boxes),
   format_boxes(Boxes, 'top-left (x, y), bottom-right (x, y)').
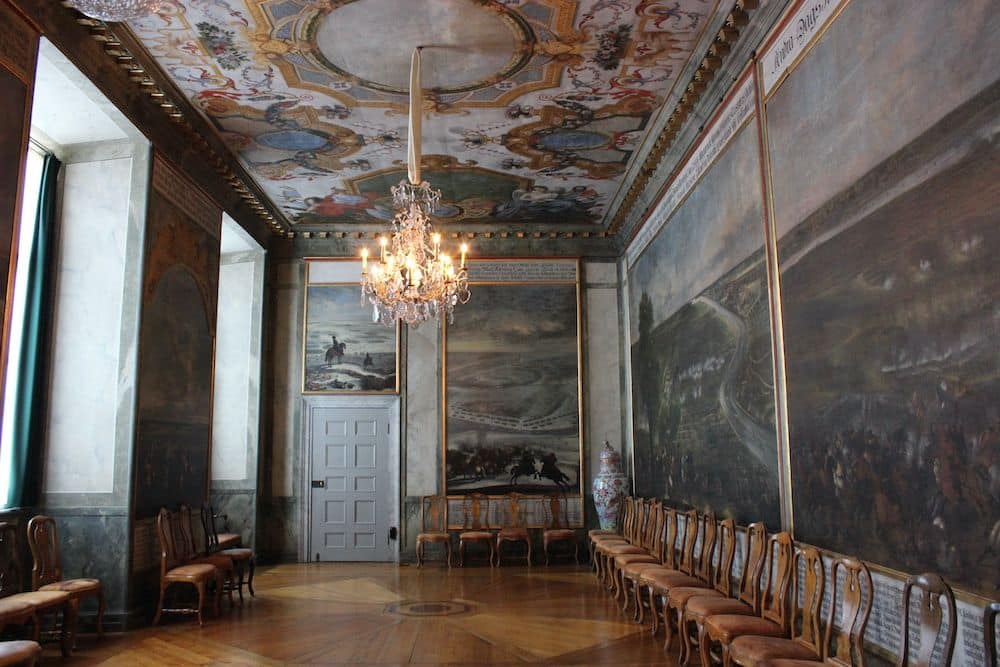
top-left (40, 562), bottom-right (680, 666)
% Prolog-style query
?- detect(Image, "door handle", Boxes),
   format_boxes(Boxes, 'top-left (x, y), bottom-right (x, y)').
top-left (311, 480), bottom-right (325, 488)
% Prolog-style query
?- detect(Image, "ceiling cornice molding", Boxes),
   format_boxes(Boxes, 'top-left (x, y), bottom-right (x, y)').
top-left (9, 0), bottom-right (282, 244)
top-left (608, 0), bottom-right (788, 242)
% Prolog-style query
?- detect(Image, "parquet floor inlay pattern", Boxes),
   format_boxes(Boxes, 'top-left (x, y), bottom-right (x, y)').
top-left (40, 563), bottom-right (679, 666)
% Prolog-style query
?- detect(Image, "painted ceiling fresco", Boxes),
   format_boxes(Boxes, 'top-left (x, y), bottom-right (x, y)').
top-left (129, 0), bottom-right (722, 228)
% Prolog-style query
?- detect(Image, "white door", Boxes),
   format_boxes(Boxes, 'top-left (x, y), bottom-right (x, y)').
top-left (310, 407), bottom-right (393, 561)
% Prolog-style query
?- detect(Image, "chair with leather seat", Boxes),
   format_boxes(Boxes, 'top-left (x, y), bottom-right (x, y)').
top-left (700, 531), bottom-right (795, 667)
top-left (635, 509), bottom-right (703, 635)
top-left (541, 493), bottom-right (577, 565)
top-left (591, 496), bottom-right (639, 582)
top-left (0, 640), bottom-right (41, 666)
top-left (26, 514), bottom-right (105, 638)
top-left (649, 510), bottom-right (718, 650)
top-left (588, 494), bottom-right (629, 570)
top-left (729, 547), bottom-right (828, 666)
top-left (177, 505), bottom-right (234, 606)
top-left (621, 506), bottom-right (678, 625)
top-left (614, 501), bottom-right (666, 609)
top-left (596, 498), bottom-right (651, 589)
top-left (458, 493), bottom-right (494, 566)
top-left (416, 495), bottom-right (452, 567)
top-left (0, 523), bottom-right (73, 657)
top-left (667, 517), bottom-right (737, 664)
top-left (153, 508), bottom-right (219, 626)
top-left (200, 504), bottom-right (241, 551)
top-left (495, 492), bottom-right (531, 566)
top-left (200, 503), bottom-right (255, 599)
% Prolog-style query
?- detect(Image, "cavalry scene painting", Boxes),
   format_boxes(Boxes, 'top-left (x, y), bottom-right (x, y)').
top-left (445, 283), bottom-right (582, 495)
top-left (304, 284), bottom-right (397, 393)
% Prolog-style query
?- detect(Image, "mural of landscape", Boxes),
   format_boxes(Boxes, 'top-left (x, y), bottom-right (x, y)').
top-left (769, 0), bottom-right (1000, 595)
top-left (445, 283), bottom-right (581, 495)
top-left (628, 122), bottom-right (780, 527)
top-left (304, 285), bottom-right (397, 392)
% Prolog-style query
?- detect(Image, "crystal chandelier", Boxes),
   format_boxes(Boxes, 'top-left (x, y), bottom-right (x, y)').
top-left (65, 0), bottom-right (162, 22)
top-left (360, 48), bottom-right (471, 327)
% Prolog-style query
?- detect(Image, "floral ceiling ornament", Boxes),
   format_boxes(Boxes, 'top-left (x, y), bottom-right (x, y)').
top-left (359, 47), bottom-right (471, 327)
top-left (66, 0), bottom-right (162, 22)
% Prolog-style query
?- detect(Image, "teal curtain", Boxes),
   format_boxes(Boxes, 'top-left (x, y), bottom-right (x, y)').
top-left (5, 153), bottom-right (60, 508)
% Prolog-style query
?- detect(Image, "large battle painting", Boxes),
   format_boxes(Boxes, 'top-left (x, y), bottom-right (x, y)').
top-left (127, 0), bottom-right (724, 227)
top-left (628, 120), bottom-right (780, 527)
top-left (768, 0), bottom-right (1000, 595)
top-left (303, 284), bottom-right (398, 393)
top-left (445, 282), bottom-right (582, 495)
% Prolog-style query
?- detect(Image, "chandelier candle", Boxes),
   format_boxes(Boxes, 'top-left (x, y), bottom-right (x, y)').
top-left (359, 47), bottom-right (471, 326)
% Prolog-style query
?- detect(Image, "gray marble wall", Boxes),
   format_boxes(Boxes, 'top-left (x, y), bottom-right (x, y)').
top-left (261, 256), bottom-right (626, 561)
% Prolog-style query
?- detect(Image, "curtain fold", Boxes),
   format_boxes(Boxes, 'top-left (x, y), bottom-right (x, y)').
top-left (5, 152), bottom-right (60, 508)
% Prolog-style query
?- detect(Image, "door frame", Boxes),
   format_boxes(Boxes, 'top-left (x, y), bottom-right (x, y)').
top-left (300, 395), bottom-right (400, 562)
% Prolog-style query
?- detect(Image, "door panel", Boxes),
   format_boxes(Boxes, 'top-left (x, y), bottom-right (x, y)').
top-left (310, 407), bottom-right (392, 561)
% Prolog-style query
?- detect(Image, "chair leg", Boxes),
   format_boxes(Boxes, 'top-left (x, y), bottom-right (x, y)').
top-left (721, 644), bottom-right (733, 667)
top-left (96, 588), bottom-right (106, 638)
top-left (662, 597), bottom-right (675, 653)
top-left (698, 625), bottom-right (712, 667)
top-left (459, 539), bottom-right (466, 567)
top-left (526, 539), bottom-right (532, 566)
top-left (545, 541), bottom-right (551, 566)
top-left (446, 541), bottom-right (453, 568)
top-left (153, 584), bottom-right (166, 626)
top-left (573, 541), bottom-right (579, 565)
top-left (214, 573), bottom-right (222, 616)
top-left (416, 540), bottom-right (424, 567)
top-left (235, 560), bottom-right (246, 603)
top-left (60, 602), bottom-right (76, 658)
top-left (648, 587), bottom-right (660, 636)
top-left (634, 579), bottom-right (645, 624)
top-left (496, 539), bottom-right (502, 567)
top-left (195, 581), bottom-right (207, 627)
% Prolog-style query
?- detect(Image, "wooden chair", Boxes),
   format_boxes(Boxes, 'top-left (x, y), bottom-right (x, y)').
top-left (153, 508), bottom-right (218, 626)
top-left (597, 498), bottom-right (651, 589)
top-left (700, 531), bottom-right (795, 667)
top-left (755, 557), bottom-right (873, 667)
top-left (729, 547), bottom-right (829, 666)
top-left (200, 503), bottom-right (255, 599)
top-left (177, 505), bottom-right (234, 606)
top-left (650, 510), bottom-right (718, 651)
top-left (591, 496), bottom-right (638, 581)
top-left (458, 494), bottom-right (494, 566)
top-left (588, 494), bottom-right (627, 569)
top-left (0, 640), bottom-right (41, 666)
top-left (684, 523), bottom-right (768, 664)
top-left (986, 602), bottom-right (999, 667)
top-left (495, 492), bottom-right (531, 566)
top-left (668, 518), bottom-right (738, 664)
top-left (416, 495), bottom-right (451, 567)
top-left (637, 509), bottom-right (704, 636)
top-left (622, 507), bottom-right (678, 626)
top-left (896, 573), bottom-right (957, 667)
top-left (0, 523), bottom-right (73, 657)
top-left (615, 502), bottom-right (667, 608)
top-left (541, 493), bottom-right (577, 565)
top-left (26, 515), bottom-right (105, 637)
top-left (200, 504), bottom-right (241, 550)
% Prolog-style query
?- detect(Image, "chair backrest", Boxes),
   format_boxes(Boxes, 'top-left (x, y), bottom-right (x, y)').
top-left (759, 531), bottom-right (794, 631)
top-left (630, 498), bottom-right (650, 544)
top-left (0, 522), bottom-right (23, 599)
top-left (499, 492), bottom-right (526, 528)
top-left (694, 511), bottom-right (718, 583)
top-left (627, 497), bottom-right (644, 542)
top-left (678, 509), bottom-right (699, 576)
top-left (421, 495), bottom-right (448, 533)
top-left (156, 508), bottom-right (182, 575)
top-left (462, 493), bottom-right (490, 530)
top-left (542, 493), bottom-right (569, 530)
top-left (822, 556), bottom-right (873, 667)
top-left (985, 602), bottom-right (999, 667)
top-left (712, 518), bottom-right (737, 596)
top-left (660, 508), bottom-right (679, 567)
top-left (898, 573), bottom-right (957, 667)
top-left (641, 501), bottom-right (663, 552)
top-left (789, 547), bottom-right (825, 654)
top-left (737, 522), bottom-right (767, 608)
top-left (177, 504), bottom-right (201, 560)
top-left (200, 503), bottom-right (220, 552)
top-left (26, 515), bottom-right (63, 590)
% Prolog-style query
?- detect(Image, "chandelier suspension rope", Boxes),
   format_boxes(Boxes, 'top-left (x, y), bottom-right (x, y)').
top-left (360, 47), bottom-right (471, 327)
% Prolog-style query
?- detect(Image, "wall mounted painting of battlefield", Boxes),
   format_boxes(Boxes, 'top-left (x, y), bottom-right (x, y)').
top-left (303, 282), bottom-right (398, 393)
top-left (444, 261), bottom-right (583, 497)
top-left (765, 0), bottom-right (1000, 596)
top-left (626, 72), bottom-right (781, 528)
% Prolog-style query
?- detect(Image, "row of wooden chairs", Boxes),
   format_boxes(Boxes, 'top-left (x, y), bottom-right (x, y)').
top-left (416, 492), bottom-right (579, 567)
top-left (152, 505), bottom-right (254, 627)
top-left (589, 497), bottom-right (999, 666)
top-left (0, 515), bottom-right (105, 665)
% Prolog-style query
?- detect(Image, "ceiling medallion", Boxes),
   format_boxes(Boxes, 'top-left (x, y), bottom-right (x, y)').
top-left (360, 48), bottom-right (471, 327)
top-left (66, 0), bottom-right (162, 22)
